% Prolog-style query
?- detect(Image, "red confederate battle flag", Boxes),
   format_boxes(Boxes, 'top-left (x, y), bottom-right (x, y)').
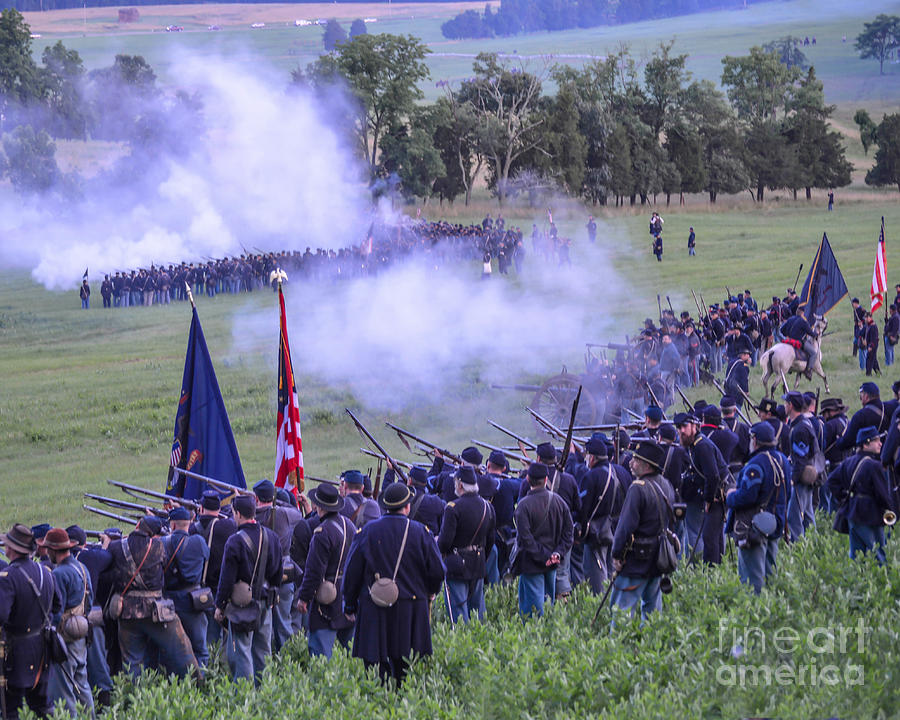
top-left (275, 285), bottom-right (303, 495)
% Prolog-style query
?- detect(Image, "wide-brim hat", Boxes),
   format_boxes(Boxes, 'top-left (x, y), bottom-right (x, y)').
top-left (632, 440), bottom-right (666, 472)
top-left (820, 397), bottom-right (847, 413)
top-left (38, 527), bottom-right (78, 550)
top-left (309, 483), bottom-right (342, 511)
top-left (380, 482), bottom-right (412, 510)
top-left (1, 523), bottom-right (36, 554)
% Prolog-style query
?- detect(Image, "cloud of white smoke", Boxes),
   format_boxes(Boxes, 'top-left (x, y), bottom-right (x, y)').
top-left (0, 55), bottom-right (368, 290)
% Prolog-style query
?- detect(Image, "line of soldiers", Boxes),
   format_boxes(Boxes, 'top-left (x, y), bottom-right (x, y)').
top-left (5, 382), bottom-right (900, 712)
top-left (82, 217), bottom-right (535, 309)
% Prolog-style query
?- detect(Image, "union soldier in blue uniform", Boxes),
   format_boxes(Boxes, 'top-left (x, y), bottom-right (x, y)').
top-left (780, 313), bottom-right (819, 373)
top-left (339, 470), bottom-right (381, 528)
top-left (725, 423), bottom-right (790, 593)
top-left (700, 405), bottom-right (739, 469)
top-left (511, 463), bottom-right (574, 618)
top-left (296, 485), bottom-right (356, 658)
top-left (485, 450), bottom-right (520, 582)
top-left (784, 391), bottom-right (818, 540)
top-left (820, 397), bottom-right (850, 514)
top-left (253, 479), bottom-right (303, 653)
top-left (342, 482), bottom-right (445, 687)
top-left (577, 434), bottom-right (625, 594)
top-left (0, 524), bottom-right (61, 720)
top-left (189, 491), bottom-right (236, 648)
top-left (518, 443), bottom-right (579, 597)
top-left (838, 382), bottom-right (889, 451)
top-left (41, 528), bottom-right (94, 717)
top-left (758, 398), bottom-right (792, 457)
top-left (67, 525), bottom-right (115, 708)
top-left (828, 427), bottom-right (895, 565)
top-left (720, 397), bottom-right (751, 469)
top-left (676, 412), bottom-right (729, 564)
top-left (163, 507), bottom-right (210, 667)
top-left (724, 348), bottom-right (751, 408)
top-left (108, 516), bottom-right (199, 681)
top-left (437, 467), bottom-right (496, 623)
top-left (215, 495), bottom-right (283, 683)
top-left (430, 447), bottom-right (484, 503)
top-left (610, 440), bottom-right (676, 622)
top-left (403, 466), bottom-right (445, 536)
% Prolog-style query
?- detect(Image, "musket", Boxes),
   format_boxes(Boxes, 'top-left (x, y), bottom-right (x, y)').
top-left (735, 386), bottom-right (761, 418)
top-left (614, 422), bottom-right (621, 465)
top-left (168, 468), bottom-right (258, 504)
top-left (108, 479), bottom-right (202, 512)
top-left (657, 294), bottom-right (663, 324)
top-left (674, 383), bottom-right (694, 413)
top-left (622, 407), bottom-right (644, 422)
top-left (791, 263), bottom-right (804, 293)
top-left (642, 381), bottom-right (667, 420)
top-left (591, 536), bottom-right (632, 626)
top-left (490, 383), bottom-right (544, 393)
top-left (84, 530), bottom-right (105, 540)
top-left (711, 378), bottom-right (751, 425)
top-left (84, 493), bottom-right (168, 518)
top-left (359, 448), bottom-right (415, 471)
top-left (557, 385), bottom-right (583, 473)
top-left (698, 292), bottom-right (712, 326)
top-left (83, 504), bottom-right (141, 525)
top-left (472, 439), bottom-right (531, 466)
top-left (373, 458), bottom-right (383, 500)
top-left (524, 407), bottom-right (588, 446)
top-left (347, 410), bottom-right (409, 484)
top-left (814, 386), bottom-right (821, 417)
top-left (487, 420), bottom-right (537, 450)
top-left (384, 422), bottom-right (464, 466)
top-left (725, 285), bottom-right (732, 300)
top-left (572, 423), bottom-right (643, 432)
top-left (303, 476), bottom-right (341, 487)
top-left (666, 295), bottom-right (675, 317)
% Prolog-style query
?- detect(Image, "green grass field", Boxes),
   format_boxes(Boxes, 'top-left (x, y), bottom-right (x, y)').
top-left (2, 199), bottom-right (899, 530)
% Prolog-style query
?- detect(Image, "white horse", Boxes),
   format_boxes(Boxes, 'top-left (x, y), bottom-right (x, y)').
top-left (759, 316), bottom-right (829, 397)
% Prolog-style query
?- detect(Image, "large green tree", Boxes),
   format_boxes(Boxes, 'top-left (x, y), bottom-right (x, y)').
top-left (721, 47), bottom-right (799, 200)
top-left (855, 14), bottom-right (900, 75)
top-left (2, 124), bottom-right (59, 193)
top-left (305, 34), bottom-right (429, 179)
top-left (0, 9), bottom-right (42, 128)
top-left (784, 67), bottom-right (852, 199)
top-left (865, 113), bottom-right (900, 192)
top-left (41, 41), bottom-right (86, 139)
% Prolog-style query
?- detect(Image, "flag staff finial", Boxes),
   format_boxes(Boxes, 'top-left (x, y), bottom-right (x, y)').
top-left (185, 282), bottom-right (195, 309)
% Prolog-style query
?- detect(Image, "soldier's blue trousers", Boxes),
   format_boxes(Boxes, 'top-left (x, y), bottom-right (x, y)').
top-left (737, 539), bottom-right (768, 594)
top-left (682, 501), bottom-right (704, 558)
top-left (119, 617), bottom-right (198, 680)
top-left (583, 543), bottom-right (609, 595)
top-left (610, 574), bottom-right (661, 626)
top-left (86, 622), bottom-right (113, 692)
top-left (517, 569), bottom-right (556, 619)
top-left (271, 582), bottom-right (296, 653)
top-left (787, 483), bottom-right (815, 540)
top-left (485, 545), bottom-right (500, 585)
top-left (48, 637), bottom-right (94, 718)
top-left (766, 537), bottom-right (780, 577)
top-left (308, 627), bottom-right (354, 658)
top-left (446, 578), bottom-right (485, 623)
top-left (225, 607), bottom-right (272, 684)
top-left (555, 548), bottom-right (573, 595)
top-left (176, 608), bottom-right (209, 668)
top-left (849, 521), bottom-right (886, 565)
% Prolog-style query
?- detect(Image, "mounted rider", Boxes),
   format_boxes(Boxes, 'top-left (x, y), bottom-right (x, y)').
top-left (779, 314), bottom-right (820, 378)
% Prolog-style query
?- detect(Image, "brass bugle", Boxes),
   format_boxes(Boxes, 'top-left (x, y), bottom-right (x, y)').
top-left (884, 510), bottom-right (896, 526)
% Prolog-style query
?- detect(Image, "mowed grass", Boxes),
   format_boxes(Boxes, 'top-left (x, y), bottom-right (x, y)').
top-left (22, 0), bottom-right (900, 108)
top-left (2, 198), bottom-right (899, 530)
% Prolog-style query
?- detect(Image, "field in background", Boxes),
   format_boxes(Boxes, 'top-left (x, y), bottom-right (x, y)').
top-left (2, 199), bottom-right (899, 529)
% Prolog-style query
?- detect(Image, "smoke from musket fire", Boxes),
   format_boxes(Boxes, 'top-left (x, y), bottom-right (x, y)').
top-left (0, 56), bottom-right (367, 289)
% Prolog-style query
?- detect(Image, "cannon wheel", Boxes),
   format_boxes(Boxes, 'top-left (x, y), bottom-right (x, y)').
top-left (531, 374), bottom-right (598, 432)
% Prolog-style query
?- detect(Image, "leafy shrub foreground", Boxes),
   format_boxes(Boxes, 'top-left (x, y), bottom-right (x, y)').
top-left (83, 524), bottom-right (900, 719)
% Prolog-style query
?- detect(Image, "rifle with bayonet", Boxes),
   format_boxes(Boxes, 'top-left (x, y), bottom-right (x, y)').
top-left (674, 383), bottom-right (695, 413)
top-left (373, 458), bottom-right (383, 500)
top-left (360, 448), bottom-right (416, 471)
top-left (487, 420), bottom-right (537, 450)
top-left (642, 380), bottom-right (667, 420)
top-left (85, 493), bottom-right (167, 518)
top-left (471, 439), bottom-right (531, 466)
top-left (525, 407), bottom-right (587, 446)
top-left (385, 422), bottom-right (464, 465)
top-left (557, 385), bottom-right (583, 473)
top-left (711, 378), bottom-right (752, 425)
top-left (109, 479), bottom-right (203, 512)
top-left (83, 504), bottom-right (141, 525)
top-left (346, 409), bottom-right (409, 484)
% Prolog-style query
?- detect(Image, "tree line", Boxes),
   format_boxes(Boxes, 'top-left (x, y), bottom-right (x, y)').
top-left (293, 33), bottom-right (900, 207)
top-left (441, 0), bottom-right (760, 39)
top-left (0, 9), bottom-right (202, 196)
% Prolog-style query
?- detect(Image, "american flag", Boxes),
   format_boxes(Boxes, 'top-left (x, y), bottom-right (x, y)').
top-left (275, 286), bottom-right (303, 495)
top-left (871, 217), bottom-right (887, 313)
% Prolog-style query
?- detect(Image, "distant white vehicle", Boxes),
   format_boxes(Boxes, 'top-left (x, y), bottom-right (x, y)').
top-left (315, 18), bottom-right (327, 25)
top-left (165, 25), bottom-right (183, 32)
top-left (295, 19), bottom-right (312, 26)
top-left (251, 22), bottom-right (265, 28)
top-left (364, 18), bottom-right (377, 23)
top-left (30, 33), bottom-right (41, 38)
top-left (208, 24), bottom-right (220, 31)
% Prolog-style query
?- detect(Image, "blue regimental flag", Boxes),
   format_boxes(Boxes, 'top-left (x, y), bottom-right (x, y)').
top-left (798, 233), bottom-right (848, 321)
top-left (166, 306), bottom-right (245, 500)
